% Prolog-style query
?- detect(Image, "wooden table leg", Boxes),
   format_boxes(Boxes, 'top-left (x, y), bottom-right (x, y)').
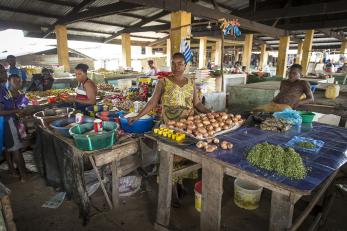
top-left (201, 159), bottom-right (224, 231)
top-left (112, 160), bottom-right (120, 208)
top-left (269, 192), bottom-right (296, 231)
top-left (154, 150), bottom-right (174, 231)
top-left (89, 156), bottom-right (113, 209)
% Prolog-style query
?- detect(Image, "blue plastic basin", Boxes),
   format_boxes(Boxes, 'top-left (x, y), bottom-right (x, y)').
top-left (119, 115), bottom-right (154, 133)
top-left (50, 116), bottom-right (94, 137)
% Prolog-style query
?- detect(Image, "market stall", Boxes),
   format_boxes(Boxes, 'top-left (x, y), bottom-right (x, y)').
top-left (146, 122), bottom-right (347, 231)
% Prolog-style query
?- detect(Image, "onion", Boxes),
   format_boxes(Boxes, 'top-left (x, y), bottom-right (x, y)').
top-left (219, 122), bottom-right (225, 127)
top-left (206, 138), bottom-right (213, 144)
top-left (188, 124), bottom-right (196, 130)
top-left (187, 120), bottom-right (194, 125)
top-left (212, 122), bottom-right (219, 128)
top-left (207, 125), bottom-right (214, 131)
top-left (215, 127), bottom-right (222, 132)
top-left (196, 141), bottom-right (207, 149)
top-left (198, 127), bottom-right (207, 134)
top-left (216, 117), bottom-right (223, 122)
top-left (187, 129), bottom-right (193, 134)
top-left (225, 119), bottom-right (233, 125)
top-left (205, 145), bottom-right (218, 153)
top-left (180, 118), bottom-right (187, 123)
top-left (203, 120), bottom-right (211, 125)
top-left (208, 131), bottom-right (215, 136)
top-left (213, 138), bottom-right (220, 144)
top-left (235, 114), bottom-right (241, 120)
top-left (232, 118), bottom-right (239, 123)
top-left (167, 120), bottom-right (176, 126)
top-left (176, 122), bottom-right (184, 128)
top-left (196, 133), bottom-right (204, 139)
top-left (196, 123), bottom-right (204, 128)
top-left (223, 125), bottom-right (230, 130)
top-left (194, 115), bottom-right (200, 120)
top-left (187, 116), bottom-right (194, 121)
top-left (221, 114), bottom-right (228, 120)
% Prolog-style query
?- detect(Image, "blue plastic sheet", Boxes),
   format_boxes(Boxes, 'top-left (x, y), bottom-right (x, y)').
top-left (286, 136), bottom-right (324, 153)
top-left (185, 123), bottom-right (347, 193)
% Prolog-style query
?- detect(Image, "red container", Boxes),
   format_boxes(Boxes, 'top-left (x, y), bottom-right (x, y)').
top-left (47, 96), bottom-right (57, 103)
top-left (93, 119), bottom-right (103, 133)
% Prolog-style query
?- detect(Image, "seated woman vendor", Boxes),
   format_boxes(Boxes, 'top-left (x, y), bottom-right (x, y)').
top-left (128, 52), bottom-right (210, 123)
top-left (257, 64), bottom-right (314, 112)
top-left (65, 64), bottom-right (97, 111)
top-left (0, 67), bottom-right (29, 181)
top-left (128, 53), bottom-right (210, 207)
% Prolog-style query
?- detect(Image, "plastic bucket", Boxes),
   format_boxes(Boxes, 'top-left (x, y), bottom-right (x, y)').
top-left (234, 178), bottom-right (263, 210)
top-left (194, 181), bottom-right (202, 212)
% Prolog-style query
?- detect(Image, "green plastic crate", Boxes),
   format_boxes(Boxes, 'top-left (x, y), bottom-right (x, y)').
top-left (69, 122), bottom-right (119, 151)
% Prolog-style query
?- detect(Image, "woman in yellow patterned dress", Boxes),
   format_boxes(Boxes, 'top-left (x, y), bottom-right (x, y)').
top-left (128, 52), bottom-right (210, 206)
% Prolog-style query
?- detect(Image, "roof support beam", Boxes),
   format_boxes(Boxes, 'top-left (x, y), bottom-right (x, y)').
top-left (117, 12), bottom-right (168, 24)
top-left (0, 6), bottom-right (60, 18)
top-left (251, 0), bottom-right (347, 21)
top-left (279, 19), bottom-right (347, 30)
top-left (119, 0), bottom-right (286, 37)
top-left (37, 0), bottom-right (77, 7)
top-left (104, 11), bottom-right (169, 43)
top-left (319, 29), bottom-right (346, 41)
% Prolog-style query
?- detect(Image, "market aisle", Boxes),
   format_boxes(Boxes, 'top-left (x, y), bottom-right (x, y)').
top-left (0, 171), bottom-right (346, 231)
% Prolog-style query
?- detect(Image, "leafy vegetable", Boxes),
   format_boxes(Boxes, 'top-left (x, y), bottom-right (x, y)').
top-left (296, 141), bottom-right (315, 149)
top-left (247, 142), bottom-right (308, 180)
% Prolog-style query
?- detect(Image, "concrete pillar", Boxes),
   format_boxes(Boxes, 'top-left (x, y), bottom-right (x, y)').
top-left (199, 37), bottom-right (207, 69)
top-left (242, 34), bottom-right (253, 71)
top-left (54, 25), bottom-right (70, 72)
top-left (121, 33), bottom-right (131, 67)
top-left (340, 40), bottom-right (347, 55)
top-left (166, 38), bottom-right (171, 66)
top-left (259, 44), bottom-right (268, 70)
top-left (145, 46), bottom-right (153, 56)
top-left (276, 36), bottom-right (290, 77)
top-left (215, 40), bottom-right (222, 66)
top-left (301, 30), bottom-right (314, 75)
top-left (170, 11), bottom-right (191, 54)
top-left (296, 42), bottom-right (303, 64)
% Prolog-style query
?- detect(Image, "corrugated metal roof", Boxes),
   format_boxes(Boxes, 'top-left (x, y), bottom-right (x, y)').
top-left (68, 21), bottom-right (123, 33)
top-left (130, 8), bottom-right (162, 17)
top-left (94, 14), bottom-right (138, 26)
top-left (90, 0), bottom-right (119, 8)
top-left (216, 0), bottom-right (249, 10)
top-left (68, 30), bottom-right (108, 38)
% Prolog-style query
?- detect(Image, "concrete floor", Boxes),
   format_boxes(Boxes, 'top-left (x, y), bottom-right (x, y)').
top-left (0, 171), bottom-right (346, 231)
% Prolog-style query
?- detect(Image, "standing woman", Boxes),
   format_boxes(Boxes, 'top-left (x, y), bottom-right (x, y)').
top-left (0, 68), bottom-right (28, 181)
top-left (65, 64), bottom-right (97, 111)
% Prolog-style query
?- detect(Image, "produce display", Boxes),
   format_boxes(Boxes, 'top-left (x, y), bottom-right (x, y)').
top-left (166, 112), bottom-right (244, 140)
top-left (296, 141), bottom-right (316, 149)
top-left (26, 89), bottom-right (74, 100)
top-left (97, 83), bottom-right (116, 92)
top-left (260, 118), bottom-right (292, 132)
top-left (247, 142), bottom-right (308, 180)
top-left (153, 127), bottom-right (186, 143)
top-left (196, 138), bottom-right (234, 153)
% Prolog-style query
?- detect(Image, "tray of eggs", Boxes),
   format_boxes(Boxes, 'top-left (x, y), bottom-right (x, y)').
top-left (165, 112), bottom-right (244, 140)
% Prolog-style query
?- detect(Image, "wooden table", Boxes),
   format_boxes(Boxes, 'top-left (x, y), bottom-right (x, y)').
top-left (34, 127), bottom-right (141, 222)
top-left (147, 124), bottom-right (347, 231)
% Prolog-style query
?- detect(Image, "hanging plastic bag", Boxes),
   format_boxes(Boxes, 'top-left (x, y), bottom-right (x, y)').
top-left (273, 109), bottom-right (302, 126)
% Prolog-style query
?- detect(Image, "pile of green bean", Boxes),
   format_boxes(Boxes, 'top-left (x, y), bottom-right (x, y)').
top-left (296, 141), bottom-right (315, 149)
top-left (247, 142), bottom-right (308, 180)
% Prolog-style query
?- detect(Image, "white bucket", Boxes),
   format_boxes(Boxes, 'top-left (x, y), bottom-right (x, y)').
top-left (234, 178), bottom-right (263, 210)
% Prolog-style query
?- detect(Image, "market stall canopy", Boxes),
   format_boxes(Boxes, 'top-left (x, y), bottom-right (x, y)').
top-left (0, 0), bottom-right (346, 50)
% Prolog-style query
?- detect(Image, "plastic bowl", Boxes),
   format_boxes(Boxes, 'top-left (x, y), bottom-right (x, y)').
top-left (69, 122), bottom-right (119, 151)
top-left (119, 115), bottom-right (154, 133)
top-left (50, 116), bottom-right (94, 137)
top-left (299, 111), bottom-right (315, 123)
top-left (34, 107), bottom-right (75, 128)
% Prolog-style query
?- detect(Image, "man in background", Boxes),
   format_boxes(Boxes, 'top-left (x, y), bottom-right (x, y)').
top-left (6, 55), bottom-right (27, 89)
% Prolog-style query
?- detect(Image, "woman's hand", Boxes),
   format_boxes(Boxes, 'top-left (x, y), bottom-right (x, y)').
top-left (127, 116), bottom-right (139, 125)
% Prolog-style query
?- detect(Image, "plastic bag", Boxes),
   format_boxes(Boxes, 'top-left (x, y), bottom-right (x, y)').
top-left (273, 109), bottom-right (302, 126)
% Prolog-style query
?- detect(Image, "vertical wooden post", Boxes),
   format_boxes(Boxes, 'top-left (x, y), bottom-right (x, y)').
top-left (170, 11), bottom-right (191, 54)
top-left (259, 44), bottom-right (268, 70)
top-left (295, 42), bottom-right (303, 64)
top-left (55, 25), bottom-right (70, 72)
top-left (301, 30), bottom-right (314, 76)
top-left (121, 33), bottom-right (131, 67)
top-left (215, 40), bottom-right (222, 66)
top-left (111, 160), bottom-right (120, 208)
top-left (242, 34), bottom-right (253, 71)
top-left (154, 149), bottom-right (174, 230)
top-left (270, 192), bottom-right (295, 231)
top-left (201, 158), bottom-right (224, 231)
top-left (199, 37), bottom-right (208, 69)
top-left (166, 38), bottom-right (171, 66)
top-left (340, 40), bottom-right (347, 55)
top-left (276, 36), bottom-right (290, 77)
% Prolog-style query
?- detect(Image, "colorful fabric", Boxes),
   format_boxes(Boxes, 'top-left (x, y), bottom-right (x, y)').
top-left (161, 78), bottom-right (194, 123)
top-left (180, 39), bottom-right (193, 64)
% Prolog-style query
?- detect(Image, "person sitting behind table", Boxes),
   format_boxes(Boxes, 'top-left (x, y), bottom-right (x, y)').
top-left (146, 60), bottom-right (158, 76)
top-left (256, 64), bottom-right (314, 112)
top-left (0, 71), bottom-right (29, 181)
top-left (27, 68), bottom-right (54, 92)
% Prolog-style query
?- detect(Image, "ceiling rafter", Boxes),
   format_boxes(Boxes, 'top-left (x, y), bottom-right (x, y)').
top-left (104, 11), bottom-right (169, 43)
